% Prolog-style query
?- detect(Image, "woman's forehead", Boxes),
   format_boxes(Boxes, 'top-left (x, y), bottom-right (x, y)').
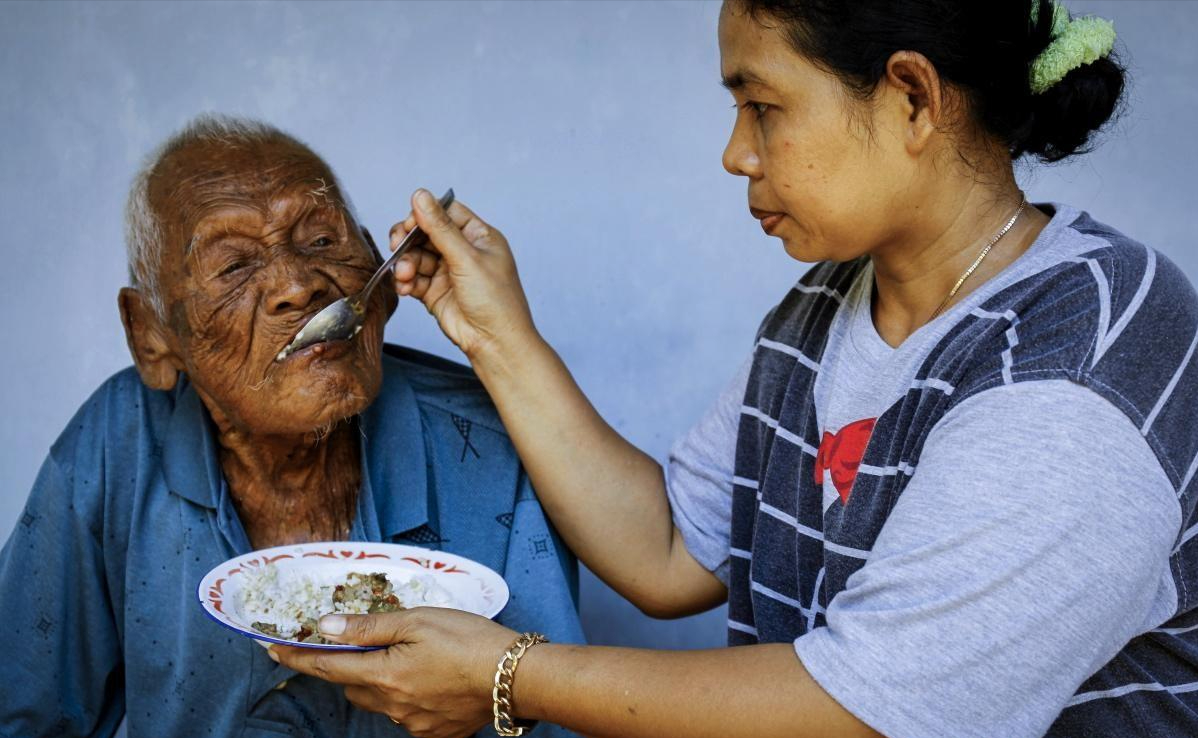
top-left (718, 5), bottom-right (811, 93)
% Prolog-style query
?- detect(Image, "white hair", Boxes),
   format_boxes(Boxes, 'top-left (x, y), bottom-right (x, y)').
top-left (124, 113), bottom-right (355, 320)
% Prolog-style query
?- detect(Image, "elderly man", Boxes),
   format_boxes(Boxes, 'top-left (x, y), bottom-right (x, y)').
top-left (0, 115), bottom-right (583, 738)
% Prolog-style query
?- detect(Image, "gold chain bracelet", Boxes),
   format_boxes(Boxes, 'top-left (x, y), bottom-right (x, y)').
top-left (492, 632), bottom-right (548, 737)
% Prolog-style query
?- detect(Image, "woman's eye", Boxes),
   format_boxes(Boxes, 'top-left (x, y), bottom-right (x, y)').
top-left (743, 101), bottom-right (770, 116)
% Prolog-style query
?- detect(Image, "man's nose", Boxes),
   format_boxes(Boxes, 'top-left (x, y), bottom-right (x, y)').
top-left (264, 260), bottom-right (333, 315)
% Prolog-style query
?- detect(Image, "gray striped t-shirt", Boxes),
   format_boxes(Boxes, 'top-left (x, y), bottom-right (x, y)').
top-left (666, 203), bottom-right (1182, 737)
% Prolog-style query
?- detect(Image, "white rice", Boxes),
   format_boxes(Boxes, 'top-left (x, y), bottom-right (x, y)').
top-left (239, 566), bottom-right (454, 638)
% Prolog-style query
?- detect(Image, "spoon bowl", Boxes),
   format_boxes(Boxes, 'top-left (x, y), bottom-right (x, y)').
top-left (276, 189), bottom-right (454, 361)
top-left (275, 299), bottom-right (366, 362)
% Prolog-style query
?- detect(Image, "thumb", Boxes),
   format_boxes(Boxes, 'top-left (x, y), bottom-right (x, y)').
top-left (410, 188), bottom-right (475, 268)
top-left (318, 611), bottom-right (415, 647)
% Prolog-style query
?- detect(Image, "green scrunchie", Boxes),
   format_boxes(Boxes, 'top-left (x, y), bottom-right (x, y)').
top-left (1029, 1), bottom-right (1116, 95)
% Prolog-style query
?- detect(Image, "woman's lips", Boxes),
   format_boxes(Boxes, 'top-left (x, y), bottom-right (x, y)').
top-left (759, 213), bottom-right (784, 233)
top-left (750, 207), bottom-right (786, 234)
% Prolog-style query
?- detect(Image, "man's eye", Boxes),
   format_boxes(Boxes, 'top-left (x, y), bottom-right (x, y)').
top-left (310, 236), bottom-right (335, 249)
top-left (217, 261), bottom-right (248, 278)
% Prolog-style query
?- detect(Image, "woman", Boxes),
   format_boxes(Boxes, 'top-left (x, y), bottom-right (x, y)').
top-left (273, 2), bottom-right (1198, 736)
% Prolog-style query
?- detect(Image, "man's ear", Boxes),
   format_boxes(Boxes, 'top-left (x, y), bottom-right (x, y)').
top-left (362, 225), bottom-right (383, 265)
top-left (361, 226), bottom-right (398, 317)
top-left (118, 287), bottom-right (181, 391)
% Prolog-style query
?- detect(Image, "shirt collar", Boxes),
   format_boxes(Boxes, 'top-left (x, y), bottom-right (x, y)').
top-left (161, 357), bottom-right (430, 539)
top-left (162, 379), bottom-right (223, 510)
top-left (360, 357), bottom-right (430, 539)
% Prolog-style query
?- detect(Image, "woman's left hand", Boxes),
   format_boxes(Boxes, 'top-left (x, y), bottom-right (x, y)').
top-left (270, 607), bottom-right (519, 738)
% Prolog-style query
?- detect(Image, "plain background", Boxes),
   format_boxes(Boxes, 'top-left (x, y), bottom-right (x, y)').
top-left (1, 0), bottom-right (1195, 655)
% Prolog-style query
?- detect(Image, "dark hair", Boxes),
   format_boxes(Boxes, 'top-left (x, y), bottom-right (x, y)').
top-left (734, 0), bottom-right (1125, 163)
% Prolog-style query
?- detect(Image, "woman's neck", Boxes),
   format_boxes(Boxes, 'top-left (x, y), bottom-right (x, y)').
top-left (208, 411), bottom-right (362, 548)
top-left (869, 178), bottom-right (1049, 348)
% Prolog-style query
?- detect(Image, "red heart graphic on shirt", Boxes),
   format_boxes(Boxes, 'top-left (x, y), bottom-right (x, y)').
top-left (814, 418), bottom-right (876, 503)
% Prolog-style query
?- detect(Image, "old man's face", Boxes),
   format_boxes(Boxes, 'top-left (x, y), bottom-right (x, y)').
top-left (145, 139), bottom-right (391, 435)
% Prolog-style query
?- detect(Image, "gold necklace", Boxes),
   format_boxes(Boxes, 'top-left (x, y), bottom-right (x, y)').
top-left (927, 196), bottom-right (1028, 322)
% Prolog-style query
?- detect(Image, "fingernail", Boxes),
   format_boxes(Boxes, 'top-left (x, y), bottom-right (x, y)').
top-left (267, 647), bottom-right (280, 662)
top-left (415, 189), bottom-right (435, 214)
top-left (320, 614), bottom-right (347, 635)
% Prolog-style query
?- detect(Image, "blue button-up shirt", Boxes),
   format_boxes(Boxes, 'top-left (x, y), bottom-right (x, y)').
top-left (1, 345), bottom-right (583, 738)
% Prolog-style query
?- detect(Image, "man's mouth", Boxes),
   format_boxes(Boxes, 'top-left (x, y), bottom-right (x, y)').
top-left (275, 300), bottom-right (353, 362)
top-left (276, 337), bottom-right (353, 364)
top-left (275, 304), bottom-right (354, 363)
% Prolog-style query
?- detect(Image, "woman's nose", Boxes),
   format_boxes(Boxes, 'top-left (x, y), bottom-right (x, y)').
top-left (722, 119), bottom-right (762, 178)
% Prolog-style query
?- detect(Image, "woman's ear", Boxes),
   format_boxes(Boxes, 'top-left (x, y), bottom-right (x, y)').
top-left (118, 287), bottom-right (182, 391)
top-left (883, 50), bottom-right (944, 156)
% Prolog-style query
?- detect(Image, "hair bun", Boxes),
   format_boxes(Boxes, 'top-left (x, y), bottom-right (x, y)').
top-left (1013, 55), bottom-right (1125, 163)
top-left (1011, 1), bottom-right (1126, 164)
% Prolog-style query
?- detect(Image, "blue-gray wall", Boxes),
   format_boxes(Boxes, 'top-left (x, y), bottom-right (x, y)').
top-left (1, 0), bottom-right (1194, 653)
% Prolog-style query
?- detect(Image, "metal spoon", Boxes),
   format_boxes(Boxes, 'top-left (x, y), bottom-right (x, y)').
top-left (276, 188), bottom-right (455, 361)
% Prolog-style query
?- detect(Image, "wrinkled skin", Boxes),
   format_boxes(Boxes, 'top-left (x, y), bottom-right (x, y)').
top-left (119, 138), bottom-right (395, 546)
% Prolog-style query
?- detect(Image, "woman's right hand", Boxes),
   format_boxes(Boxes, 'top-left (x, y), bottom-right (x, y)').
top-left (389, 189), bottom-right (537, 361)
top-left (392, 190), bottom-right (725, 620)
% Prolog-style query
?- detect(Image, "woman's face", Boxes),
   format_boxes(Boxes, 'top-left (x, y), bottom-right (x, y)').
top-left (719, 3), bottom-right (917, 263)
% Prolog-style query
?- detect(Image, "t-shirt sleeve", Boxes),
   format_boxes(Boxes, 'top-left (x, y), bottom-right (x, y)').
top-left (665, 355), bottom-right (752, 586)
top-left (793, 380), bottom-right (1181, 738)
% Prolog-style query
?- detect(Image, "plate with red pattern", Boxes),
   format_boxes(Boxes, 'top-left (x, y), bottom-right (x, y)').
top-left (198, 541), bottom-right (509, 651)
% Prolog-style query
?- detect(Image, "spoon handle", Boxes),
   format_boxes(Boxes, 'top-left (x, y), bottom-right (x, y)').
top-left (359, 189), bottom-right (456, 302)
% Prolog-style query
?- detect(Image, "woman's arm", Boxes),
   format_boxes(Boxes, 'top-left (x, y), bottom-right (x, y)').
top-left (271, 609), bottom-right (881, 738)
top-left (516, 641), bottom-right (880, 738)
top-left (391, 190), bottom-right (725, 617)
top-left (474, 330), bottom-right (726, 617)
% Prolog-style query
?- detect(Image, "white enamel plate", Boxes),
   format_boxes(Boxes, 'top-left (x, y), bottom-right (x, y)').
top-left (198, 541), bottom-right (509, 651)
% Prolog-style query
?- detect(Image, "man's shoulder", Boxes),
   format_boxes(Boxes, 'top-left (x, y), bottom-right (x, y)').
top-left (381, 344), bottom-right (506, 436)
top-left (49, 366), bottom-right (175, 464)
